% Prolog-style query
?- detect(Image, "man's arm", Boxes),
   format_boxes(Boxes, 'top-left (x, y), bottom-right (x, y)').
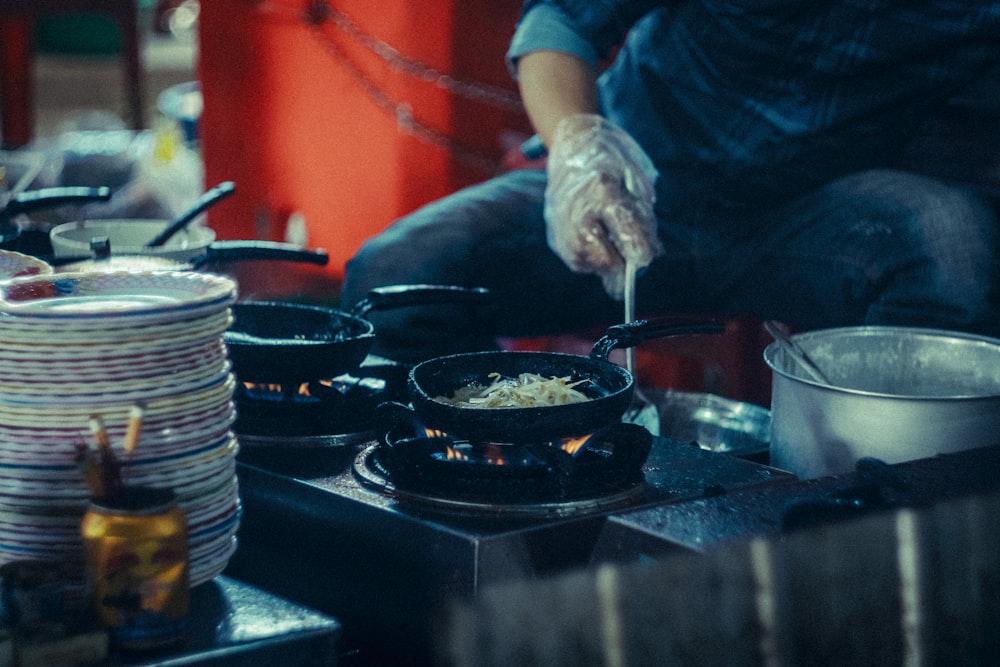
top-left (516, 49), bottom-right (600, 148)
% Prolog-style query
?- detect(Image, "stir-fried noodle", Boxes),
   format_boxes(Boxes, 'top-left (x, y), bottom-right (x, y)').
top-left (437, 372), bottom-right (591, 408)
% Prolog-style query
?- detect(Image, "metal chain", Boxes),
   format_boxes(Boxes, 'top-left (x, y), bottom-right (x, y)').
top-left (289, 0), bottom-right (524, 175)
top-left (302, 21), bottom-right (496, 174)
top-left (304, 0), bottom-right (524, 113)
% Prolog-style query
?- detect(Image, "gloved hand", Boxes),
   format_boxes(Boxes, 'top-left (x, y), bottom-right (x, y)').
top-left (544, 114), bottom-right (664, 300)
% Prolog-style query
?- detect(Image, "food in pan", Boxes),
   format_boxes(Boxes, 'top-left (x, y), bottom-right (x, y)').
top-left (437, 372), bottom-right (591, 408)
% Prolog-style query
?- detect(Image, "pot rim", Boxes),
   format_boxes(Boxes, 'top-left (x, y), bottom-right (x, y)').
top-left (49, 218), bottom-right (215, 258)
top-left (764, 325), bottom-right (1000, 400)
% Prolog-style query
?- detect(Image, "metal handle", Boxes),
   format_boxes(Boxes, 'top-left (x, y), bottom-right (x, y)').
top-left (764, 320), bottom-right (831, 385)
top-left (589, 318), bottom-right (726, 361)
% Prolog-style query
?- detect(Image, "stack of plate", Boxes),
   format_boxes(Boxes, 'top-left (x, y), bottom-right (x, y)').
top-left (0, 270), bottom-right (240, 585)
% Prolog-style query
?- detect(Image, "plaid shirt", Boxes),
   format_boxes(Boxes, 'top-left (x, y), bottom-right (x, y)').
top-left (512, 1), bottom-right (1000, 217)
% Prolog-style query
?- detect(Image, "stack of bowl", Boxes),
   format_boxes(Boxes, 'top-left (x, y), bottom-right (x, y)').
top-left (0, 270), bottom-right (240, 585)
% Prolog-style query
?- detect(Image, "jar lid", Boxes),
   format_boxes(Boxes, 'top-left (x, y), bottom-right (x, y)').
top-left (91, 486), bottom-right (176, 512)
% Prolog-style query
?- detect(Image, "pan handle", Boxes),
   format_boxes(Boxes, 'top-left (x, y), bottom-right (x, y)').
top-left (1, 187), bottom-right (113, 242)
top-left (589, 318), bottom-right (726, 361)
top-left (3, 186), bottom-right (112, 218)
top-left (190, 240), bottom-right (329, 267)
top-left (350, 284), bottom-right (492, 317)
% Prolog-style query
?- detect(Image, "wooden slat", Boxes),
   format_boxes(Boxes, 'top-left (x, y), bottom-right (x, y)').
top-left (437, 492), bottom-right (1000, 666)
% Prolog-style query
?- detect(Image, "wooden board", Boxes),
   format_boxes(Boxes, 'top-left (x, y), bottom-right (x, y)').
top-left (438, 491), bottom-right (1000, 666)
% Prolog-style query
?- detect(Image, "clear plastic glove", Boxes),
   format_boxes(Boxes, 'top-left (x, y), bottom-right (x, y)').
top-left (544, 114), bottom-right (664, 300)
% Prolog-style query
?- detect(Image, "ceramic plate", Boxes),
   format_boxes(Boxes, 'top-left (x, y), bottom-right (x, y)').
top-left (0, 309), bottom-right (231, 346)
top-left (0, 402), bottom-right (236, 458)
top-left (0, 367), bottom-right (233, 406)
top-left (0, 250), bottom-right (52, 281)
top-left (0, 437), bottom-right (237, 503)
top-left (0, 343), bottom-right (229, 384)
top-left (0, 375), bottom-right (236, 428)
top-left (0, 271), bottom-right (236, 323)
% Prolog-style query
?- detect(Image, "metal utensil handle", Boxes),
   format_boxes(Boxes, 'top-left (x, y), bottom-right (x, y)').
top-left (590, 318), bottom-right (726, 361)
top-left (764, 320), bottom-right (831, 385)
top-left (624, 259), bottom-right (638, 375)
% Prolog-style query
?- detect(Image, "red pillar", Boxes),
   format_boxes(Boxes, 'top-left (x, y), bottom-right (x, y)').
top-left (1, 16), bottom-right (34, 148)
top-left (197, 0), bottom-right (528, 281)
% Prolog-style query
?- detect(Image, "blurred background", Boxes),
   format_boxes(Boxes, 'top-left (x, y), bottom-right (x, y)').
top-left (30, 1), bottom-right (197, 138)
top-left (2, 0), bottom-right (764, 400)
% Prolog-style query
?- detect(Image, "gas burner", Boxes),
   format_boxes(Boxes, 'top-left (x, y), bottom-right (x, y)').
top-left (352, 422), bottom-right (652, 518)
top-left (233, 359), bottom-right (410, 444)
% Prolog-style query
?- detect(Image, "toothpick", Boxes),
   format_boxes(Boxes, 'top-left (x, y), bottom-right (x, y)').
top-left (123, 403), bottom-right (145, 454)
top-left (122, 403), bottom-right (145, 489)
top-left (89, 415), bottom-right (111, 452)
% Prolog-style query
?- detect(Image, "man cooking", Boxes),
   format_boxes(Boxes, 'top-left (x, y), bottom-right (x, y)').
top-left (340, 0), bottom-right (1000, 365)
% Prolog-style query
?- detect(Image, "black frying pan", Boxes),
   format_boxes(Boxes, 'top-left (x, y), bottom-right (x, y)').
top-left (404, 318), bottom-right (724, 442)
top-left (0, 186), bottom-right (111, 256)
top-left (224, 284), bottom-right (491, 383)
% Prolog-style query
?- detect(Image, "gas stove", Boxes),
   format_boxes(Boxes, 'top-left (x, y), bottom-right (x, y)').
top-left (224, 352), bottom-right (1000, 665)
top-left (224, 352), bottom-right (799, 663)
top-left (227, 423), bottom-right (793, 665)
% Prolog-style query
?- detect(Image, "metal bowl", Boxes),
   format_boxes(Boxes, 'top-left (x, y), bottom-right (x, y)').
top-left (648, 389), bottom-right (770, 458)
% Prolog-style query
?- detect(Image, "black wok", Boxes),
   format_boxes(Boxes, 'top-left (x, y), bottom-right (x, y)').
top-left (224, 284), bottom-right (491, 383)
top-left (405, 318), bottom-right (724, 442)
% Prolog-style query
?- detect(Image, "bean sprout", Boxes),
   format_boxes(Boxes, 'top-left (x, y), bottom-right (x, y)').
top-left (437, 372), bottom-right (591, 408)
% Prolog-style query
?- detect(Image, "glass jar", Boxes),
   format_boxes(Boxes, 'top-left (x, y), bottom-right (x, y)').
top-left (80, 487), bottom-right (189, 651)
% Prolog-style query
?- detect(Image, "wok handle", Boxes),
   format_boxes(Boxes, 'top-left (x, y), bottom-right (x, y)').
top-left (4, 187), bottom-right (112, 217)
top-left (589, 318), bottom-right (726, 361)
top-left (192, 241), bottom-right (329, 267)
top-left (1, 187), bottom-right (112, 245)
top-left (2, 187), bottom-right (113, 240)
top-left (350, 284), bottom-right (491, 317)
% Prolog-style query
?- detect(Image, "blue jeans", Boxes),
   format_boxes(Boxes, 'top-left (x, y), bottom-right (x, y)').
top-left (342, 168), bottom-right (1000, 363)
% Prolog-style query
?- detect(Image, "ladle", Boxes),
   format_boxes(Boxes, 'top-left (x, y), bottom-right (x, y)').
top-left (764, 320), bottom-right (832, 385)
top-left (145, 180), bottom-right (236, 248)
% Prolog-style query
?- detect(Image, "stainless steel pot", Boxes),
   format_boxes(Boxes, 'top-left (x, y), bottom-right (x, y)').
top-left (47, 218), bottom-right (328, 272)
top-left (764, 326), bottom-right (1000, 479)
top-left (49, 218), bottom-right (219, 262)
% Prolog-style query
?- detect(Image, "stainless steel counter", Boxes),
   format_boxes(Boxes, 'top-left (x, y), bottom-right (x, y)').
top-left (115, 576), bottom-right (340, 667)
